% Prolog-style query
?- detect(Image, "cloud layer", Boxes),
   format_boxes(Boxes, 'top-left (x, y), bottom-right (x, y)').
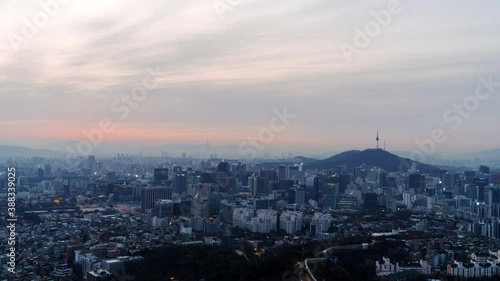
top-left (1, 0), bottom-right (499, 156)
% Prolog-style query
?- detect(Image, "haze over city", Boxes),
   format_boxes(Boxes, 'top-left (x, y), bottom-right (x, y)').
top-left (1, 0), bottom-right (500, 157)
top-left (5, 2), bottom-right (500, 281)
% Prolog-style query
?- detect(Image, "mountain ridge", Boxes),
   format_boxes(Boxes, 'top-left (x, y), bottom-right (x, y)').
top-left (0, 144), bottom-right (64, 158)
top-left (305, 148), bottom-right (443, 174)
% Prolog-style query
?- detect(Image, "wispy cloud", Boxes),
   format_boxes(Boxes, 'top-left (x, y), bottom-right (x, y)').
top-left (0, 0), bottom-right (499, 155)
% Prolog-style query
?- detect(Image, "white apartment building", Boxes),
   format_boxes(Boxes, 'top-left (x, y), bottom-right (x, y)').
top-left (312, 213), bottom-right (332, 232)
top-left (280, 211), bottom-right (303, 235)
top-left (376, 257), bottom-right (432, 276)
top-left (233, 208), bottom-right (255, 229)
top-left (81, 254), bottom-right (101, 276)
top-left (447, 260), bottom-right (500, 278)
top-left (232, 208), bottom-right (278, 234)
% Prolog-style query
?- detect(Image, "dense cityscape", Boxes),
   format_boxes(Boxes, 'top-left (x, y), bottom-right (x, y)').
top-left (2, 1), bottom-right (500, 281)
top-left (2, 144), bottom-right (500, 280)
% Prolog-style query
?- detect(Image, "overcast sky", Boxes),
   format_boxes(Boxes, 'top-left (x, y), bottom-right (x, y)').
top-left (1, 0), bottom-right (499, 157)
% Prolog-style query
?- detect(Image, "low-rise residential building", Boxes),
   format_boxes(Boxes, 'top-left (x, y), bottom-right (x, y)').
top-left (376, 257), bottom-right (432, 276)
top-left (447, 260), bottom-right (500, 278)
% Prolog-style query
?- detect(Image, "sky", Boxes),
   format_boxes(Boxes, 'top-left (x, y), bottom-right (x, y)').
top-left (0, 0), bottom-right (499, 158)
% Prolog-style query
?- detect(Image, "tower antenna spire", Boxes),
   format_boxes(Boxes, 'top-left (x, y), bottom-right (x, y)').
top-left (376, 129), bottom-right (380, 149)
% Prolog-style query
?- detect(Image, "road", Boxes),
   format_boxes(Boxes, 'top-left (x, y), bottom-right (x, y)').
top-left (304, 258), bottom-right (325, 281)
top-left (303, 242), bottom-right (374, 281)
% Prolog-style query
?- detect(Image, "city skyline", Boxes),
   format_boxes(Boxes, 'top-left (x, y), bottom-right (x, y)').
top-left (4, 2), bottom-right (500, 280)
top-left (1, 0), bottom-right (500, 156)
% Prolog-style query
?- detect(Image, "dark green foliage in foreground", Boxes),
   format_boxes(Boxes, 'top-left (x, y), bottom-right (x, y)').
top-left (311, 250), bottom-right (377, 281)
top-left (127, 240), bottom-right (384, 281)
top-left (128, 244), bottom-right (290, 281)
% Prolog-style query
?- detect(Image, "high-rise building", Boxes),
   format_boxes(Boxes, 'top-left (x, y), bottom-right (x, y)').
top-left (288, 166), bottom-right (300, 181)
top-left (295, 187), bottom-right (305, 205)
top-left (252, 209), bottom-right (278, 233)
top-left (473, 177), bottom-right (489, 202)
top-left (208, 192), bottom-right (229, 216)
top-left (153, 199), bottom-right (174, 218)
top-left (280, 211), bottom-right (303, 235)
top-left (217, 161), bottom-right (230, 174)
top-left (305, 176), bottom-right (322, 202)
top-left (192, 216), bottom-right (204, 232)
top-left (489, 188), bottom-right (500, 205)
top-left (173, 172), bottom-right (187, 194)
top-left (278, 165), bottom-right (287, 180)
top-left (37, 167), bottom-right (44, 178)
top-left (233, 208), bottom-right (254, 229)
top-left (252, 176), bottom-right (267, 196)
top-left (479, 165), bottom-right (490, 175)
top-left (456, 196), bottom-right (471, 211)
top-left (276, 179), bottom-right (294, 190)
top-left (220, 200), bottom-right (238, 223)
top-left (310, 222), bottom-right (322, 238)
top-left (173, 200), bottom-right (192, 217)
top-left (191, 198), bottom-right (210, 218)
top-left (91, 182), bottom-right (109, 197)
top-left (379, 172), bottom-right (388, 188)
top-left (464, 171), bottom-right (475, 183)
top-left (105, 172), bottom-right (116, 183)
top-left (363, 193), bottom-right (378, 209)
top-left (260, 169), bottom-right (278, 196)
top-left (287, 187), bottom-right (305, 205)
top-left (112, 184), bottom-right (134, 202)
top-left (465, 184), bottom-right (479, 201)
top-left (455, 182), bottom-right (465, 196)
top-left (408, 174), bottom-right (426, 193)
top-left (322, 183), bottom-right (338, 209)
top-left (141, 187), bottom-right (172, 211)
top-left (311, 212), bottom-right (332, 234)
top-left (403, 192), bottom-right (412, 209)
top-left (260, 169), bottom-right (278, 182)
top-left (44, 164), bottom-right (52, 177)
top-left (252, 198), bottom-right (273, 210)
top-left (171, 165), bottom-right (181, 172)
top-left (287, 188), bottom-right (296, 205)
top-left (443, 172), bottom-right (454, 190)
top-left (153, 168), bottom-right (169, 182)
top-left (339, 174), bottom-right (351, 194)
top-left (216, 173), bottom-right (237, 194)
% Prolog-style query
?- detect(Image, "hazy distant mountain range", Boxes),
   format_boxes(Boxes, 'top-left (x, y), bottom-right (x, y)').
top-left (392, 150), bottom-right (500, 168)
top-left (0, 145), bottom-right (64, 158)
top-left (0, 143), bottom-right (499, 169)
top-left (460, 149), bottom-right (500, 161)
